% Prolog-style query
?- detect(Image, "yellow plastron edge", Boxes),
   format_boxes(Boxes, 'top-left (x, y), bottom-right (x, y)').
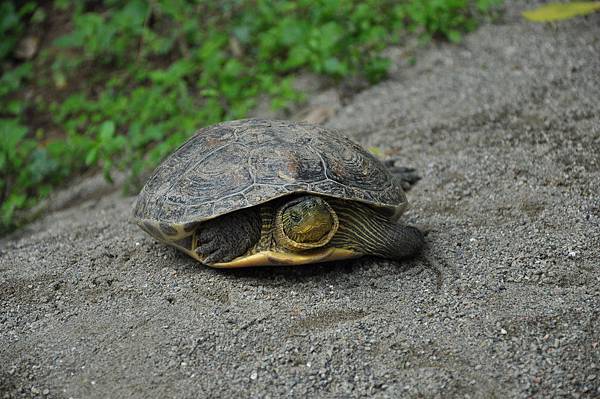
top-left (209, 248), bottom-right (361, 268)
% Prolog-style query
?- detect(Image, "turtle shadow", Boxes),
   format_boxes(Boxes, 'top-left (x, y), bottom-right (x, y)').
top-left (222, 254), bottom-right (446, 293)
top-left (213, 258), bottom-right (361, 280)
top-left (190, 253), bottom-right (431, 285)
top-left (169, 238), bottom-right (447, 289)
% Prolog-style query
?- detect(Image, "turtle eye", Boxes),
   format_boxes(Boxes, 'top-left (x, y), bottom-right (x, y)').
top-left (290, 211), bottom-right (301, 223)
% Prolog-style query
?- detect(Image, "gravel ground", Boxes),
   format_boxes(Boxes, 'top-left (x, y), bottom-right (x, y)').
top-left (1, 4), bottom-right (599, 398)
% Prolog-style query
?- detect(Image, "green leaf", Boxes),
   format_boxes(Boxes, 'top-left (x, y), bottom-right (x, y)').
top-left (447, 30), bottom-right (462, 43)
top-left (28, 149), bottom-right (58, 184)
top-left (200, 88), bottom-right (218, 97)
top-left (98, 120), bottom-right (116, 142)
top-left (365, 57), bottom-right (390, 83)
top-left (318, 22), bottom-right (344, 51)
top-left (322, 57), bottom-right (348, 75)
top-left (223, 59), bottom-right (243, 78)
top-left (284, 45), bottom-right (311, 69)
top-left (279, 17), bottom-right (306, 45)
top-left (1, 193), bottom-right (26, 226)
top-left (522, 2), bottom-right (600, 22)
top-left (0, 119), bottom-right (28, 150)
top-left (103, 160), bottom-right (113, 183)
top-left (85, 147), bottom-right (98, 166)
top-left (6, 100), bottom-right (24, 115)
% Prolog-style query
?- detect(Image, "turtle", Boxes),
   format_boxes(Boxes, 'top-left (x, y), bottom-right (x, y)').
top-left (133, 118), bottom-right (425, 268)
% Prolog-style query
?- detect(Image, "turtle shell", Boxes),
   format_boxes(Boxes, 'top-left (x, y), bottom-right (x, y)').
top-left (133, 119), bottom-right (407, 238)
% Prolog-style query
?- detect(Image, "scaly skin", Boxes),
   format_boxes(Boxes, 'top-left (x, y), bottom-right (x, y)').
top-left (195, 207), bottom-right (262, 264)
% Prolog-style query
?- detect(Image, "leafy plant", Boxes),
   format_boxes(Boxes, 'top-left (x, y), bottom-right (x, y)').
top-left (0, 119), bottom-right (58, 229)
top-left (399, 0), bottom-right (502, 43)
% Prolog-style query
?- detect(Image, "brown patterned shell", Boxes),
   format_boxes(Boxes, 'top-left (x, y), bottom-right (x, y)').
top-left (133, 119), bottom-right (407, 233)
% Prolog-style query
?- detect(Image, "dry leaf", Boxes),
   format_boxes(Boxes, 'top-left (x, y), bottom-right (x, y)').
top-left (522, 2), bottom-right (600, 22)
top-left (15, 36), bottom-right (39, 60)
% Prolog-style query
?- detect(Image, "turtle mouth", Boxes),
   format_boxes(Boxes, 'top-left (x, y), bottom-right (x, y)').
top-left (296, 221), bottom-right (331, 237)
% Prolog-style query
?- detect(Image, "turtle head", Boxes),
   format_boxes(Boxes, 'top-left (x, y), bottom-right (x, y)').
top-left (275, 196), bottom-right (339, 250)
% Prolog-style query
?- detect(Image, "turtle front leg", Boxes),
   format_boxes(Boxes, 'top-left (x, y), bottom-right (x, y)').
top-left (195, 208), bottom-right (262, 265)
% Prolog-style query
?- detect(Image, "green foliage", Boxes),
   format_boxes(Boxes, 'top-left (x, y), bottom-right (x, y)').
top-left (0, 0), bottom-right (502, 233)
top-left (400, 0), bottom-right (502, 43)
top-left (0, 119), bottom-right (58, 228)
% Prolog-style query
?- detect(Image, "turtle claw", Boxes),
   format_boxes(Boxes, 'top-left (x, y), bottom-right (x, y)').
top-left (199, 248), bottom-right (234, 265)
top-left (195, 226), bottom-right (227, 264)
top-left (196, 234), bottom-right (219, 253)
top-left (196, 238), bottom-right (242, 265)
top-left (195, 239), bottom-right (219, 264)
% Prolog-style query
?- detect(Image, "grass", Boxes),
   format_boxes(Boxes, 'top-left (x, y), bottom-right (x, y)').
top-left (0, 0), bottom-right (502, 234)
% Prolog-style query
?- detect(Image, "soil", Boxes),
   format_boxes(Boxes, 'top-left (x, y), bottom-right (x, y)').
top-left (1, 3), bottom-right (599, 398)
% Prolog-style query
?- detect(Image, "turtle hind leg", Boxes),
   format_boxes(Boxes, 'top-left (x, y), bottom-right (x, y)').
top-left (195, 207), bottom-right (262, 265)
top-left (383, 159), bottom-right (421, 190)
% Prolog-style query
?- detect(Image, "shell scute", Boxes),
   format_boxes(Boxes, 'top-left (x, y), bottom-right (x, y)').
top-left (310, 180), bottom-right (352, 198)
top-left (249, 145), bottom-right (324, 185)
top-left (213, 194), bottom-right (248, 215)
top-left (244, 184), bottom-right (288, 204)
